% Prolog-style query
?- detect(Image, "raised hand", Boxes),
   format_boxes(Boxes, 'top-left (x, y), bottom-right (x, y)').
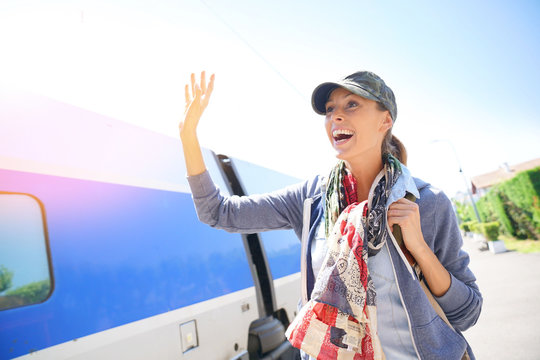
top-left (179, 71), bottom-right (215, 176)
top-left (180, 71), bottom-right (215, 136)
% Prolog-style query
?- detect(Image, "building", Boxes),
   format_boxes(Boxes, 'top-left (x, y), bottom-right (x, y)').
top-left (471, 158), bottom-right (540, 197)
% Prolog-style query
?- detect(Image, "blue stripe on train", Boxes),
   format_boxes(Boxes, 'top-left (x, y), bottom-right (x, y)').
top-left (0, 169), bottom-right (300, 359)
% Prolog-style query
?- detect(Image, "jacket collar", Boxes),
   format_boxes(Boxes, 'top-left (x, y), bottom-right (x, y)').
top-left (386, 163), bottom-right (420, 206)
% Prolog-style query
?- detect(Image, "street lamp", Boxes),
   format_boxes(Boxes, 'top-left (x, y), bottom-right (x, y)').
top-left (430, 139), bottom-right (481, 222)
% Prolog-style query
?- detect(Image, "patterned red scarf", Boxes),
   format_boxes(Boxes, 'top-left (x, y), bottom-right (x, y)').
top-left (286, 155), bottom-right (402, 359)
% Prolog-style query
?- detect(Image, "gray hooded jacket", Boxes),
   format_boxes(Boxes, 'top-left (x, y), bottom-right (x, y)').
top-left (187, 168), bottom-right (482, 360)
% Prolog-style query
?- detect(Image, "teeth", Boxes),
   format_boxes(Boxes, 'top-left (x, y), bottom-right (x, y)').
top-left (332, 129), bottom-right (354, 137)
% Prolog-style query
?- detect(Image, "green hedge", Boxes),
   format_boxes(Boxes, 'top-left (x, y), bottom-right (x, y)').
top-left (480, 222), bottom-right (500, 241)
top-left (499, 167), bottom-right (540, 238)
top-left (460, 221), bottom-right (500, 240)
top-left (460, 220), bottom-right (478, 233)
top-left (475, 167), bottom-right (540, 240)
top-left (476, 189), bottom-right (514, 235)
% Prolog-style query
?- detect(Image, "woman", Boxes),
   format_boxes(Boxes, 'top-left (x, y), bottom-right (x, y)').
top-left (180, 71), bottom-right (482, 360)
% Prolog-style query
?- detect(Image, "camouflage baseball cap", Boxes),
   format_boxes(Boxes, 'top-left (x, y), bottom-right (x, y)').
top-left (311, 71), bottom-right (397, 121)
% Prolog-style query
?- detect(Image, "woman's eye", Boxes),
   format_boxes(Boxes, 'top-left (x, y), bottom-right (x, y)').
top-left (325, 106), bottom-right (334, 113)
top-left (347, 101), bottom-right (358, 109)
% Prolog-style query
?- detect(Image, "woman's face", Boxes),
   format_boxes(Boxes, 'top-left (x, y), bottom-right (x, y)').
top-left (324, 87), bottom-right (392, 162)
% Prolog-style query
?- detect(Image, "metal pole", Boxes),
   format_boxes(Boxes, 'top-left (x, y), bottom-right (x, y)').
top-left (431, 139), bottom-right (481, 222)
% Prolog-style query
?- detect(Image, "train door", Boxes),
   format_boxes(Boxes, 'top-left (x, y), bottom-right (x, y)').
top-left (216, 154), bottom-right (300, 360)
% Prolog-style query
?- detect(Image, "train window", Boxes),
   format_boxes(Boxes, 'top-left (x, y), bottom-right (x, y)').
top-left (0, 193), bottom-right (52, 311)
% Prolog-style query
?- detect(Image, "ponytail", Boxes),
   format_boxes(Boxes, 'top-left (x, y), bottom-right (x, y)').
top-left (376, 101), bottom-right (407, 165)
top-left (382, 132), bottom-right (407, 165)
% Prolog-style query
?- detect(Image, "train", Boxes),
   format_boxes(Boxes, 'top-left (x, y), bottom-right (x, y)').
top-left (0, 86), bottom-right (302, 359)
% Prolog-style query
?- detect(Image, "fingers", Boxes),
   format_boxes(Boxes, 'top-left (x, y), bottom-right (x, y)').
top-left (387, 214), bottom-right (414, 231)
top-left (388, 209), bottom-right (412, 217)
top-left (388, 204), bottom-right (408, 211)
top-left (387, 203), bottom-right (418, 221)
top-left (190, 73), bottom-right (196, 97)
top-left (389, 199), bottom-right (418, 210)
top-left (184, 84), bottom-right (190, 103)
top-left (194, 83), bottom-right (202, 101)
top-left (393, 198), bottom-right (415, 205)
top-left (207, 73), bottom-right (215, 95)
top-left (387, 215), bottom-right (409, 226)
top-left (185, 71), bottom-right (214, 111)
top-left (186, 72), bottom-right (214, 97)
top-left (387, 199), bottom-right (419, 227)
top-left (201, 74), bottom-right (215, 108)
top-left (201, 71), bottom-right (206, 93)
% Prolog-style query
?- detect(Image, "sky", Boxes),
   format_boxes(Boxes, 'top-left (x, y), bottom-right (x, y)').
top-left (1, 0), bottom-right (539, 198)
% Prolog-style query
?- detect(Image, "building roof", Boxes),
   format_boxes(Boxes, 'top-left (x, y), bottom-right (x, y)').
top-left (471, 158), bottom-right (540, 191)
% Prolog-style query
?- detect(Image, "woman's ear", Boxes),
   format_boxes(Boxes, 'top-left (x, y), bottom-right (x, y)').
top-left (380, 112), bottom-right (393, 132)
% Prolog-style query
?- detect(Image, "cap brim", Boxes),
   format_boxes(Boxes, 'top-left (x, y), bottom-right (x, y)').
top-left (311, 82), bottom-right (339, 115)
top-left (311, 81), bottom-right (380, 115)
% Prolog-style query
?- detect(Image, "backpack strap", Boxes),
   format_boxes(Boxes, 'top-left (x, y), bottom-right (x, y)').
top-left (391, 192), bottom-right (417, 267)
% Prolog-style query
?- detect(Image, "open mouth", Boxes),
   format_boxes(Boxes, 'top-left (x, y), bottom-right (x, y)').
top-left (332, 129), bottom-right (354, 144)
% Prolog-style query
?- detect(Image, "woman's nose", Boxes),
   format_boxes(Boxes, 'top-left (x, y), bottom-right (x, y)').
top-left (331, 112), bottom-right (344, 122)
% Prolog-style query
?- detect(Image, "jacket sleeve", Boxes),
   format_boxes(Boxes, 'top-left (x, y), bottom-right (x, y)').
top-left (187, 170), bottom-right (306, 237)
top-left (430, 191), bottom-right (483, 331)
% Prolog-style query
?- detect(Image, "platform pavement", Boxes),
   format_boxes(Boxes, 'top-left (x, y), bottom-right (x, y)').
top-left (461, 236), bottom-right (540, 359)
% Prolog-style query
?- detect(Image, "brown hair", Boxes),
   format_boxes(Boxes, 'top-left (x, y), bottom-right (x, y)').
top-left (377, 102), bottom-right (407, 165)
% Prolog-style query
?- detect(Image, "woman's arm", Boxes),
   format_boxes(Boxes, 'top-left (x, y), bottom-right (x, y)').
top-left (387, 198), bottom-right (451, 297)
top-left (180, 71), bottom-right (214, 176)
top-left (425, 192), bottom-right (482, 330)
top-left (388, 192), bottom-right (482, 331)
top-left (179, 71), bottom-right (313, 237)
top-left (188, 170), bottom-right (308, 236)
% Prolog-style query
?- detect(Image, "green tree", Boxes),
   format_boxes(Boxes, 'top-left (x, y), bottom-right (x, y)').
top-left (453, 200), bottom-right (475, 224)
top-left (0, 265), bottom-right (13, 293)
top-left (6, 279), bottom-right (51, 304)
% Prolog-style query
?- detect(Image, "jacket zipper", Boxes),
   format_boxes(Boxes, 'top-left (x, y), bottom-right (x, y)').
top-left (387, 222), bottom-right (416, 278)
top-left (300, 197), bottom-right (313, 306)
top-left (369, 169), bottom-right (421, 358)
